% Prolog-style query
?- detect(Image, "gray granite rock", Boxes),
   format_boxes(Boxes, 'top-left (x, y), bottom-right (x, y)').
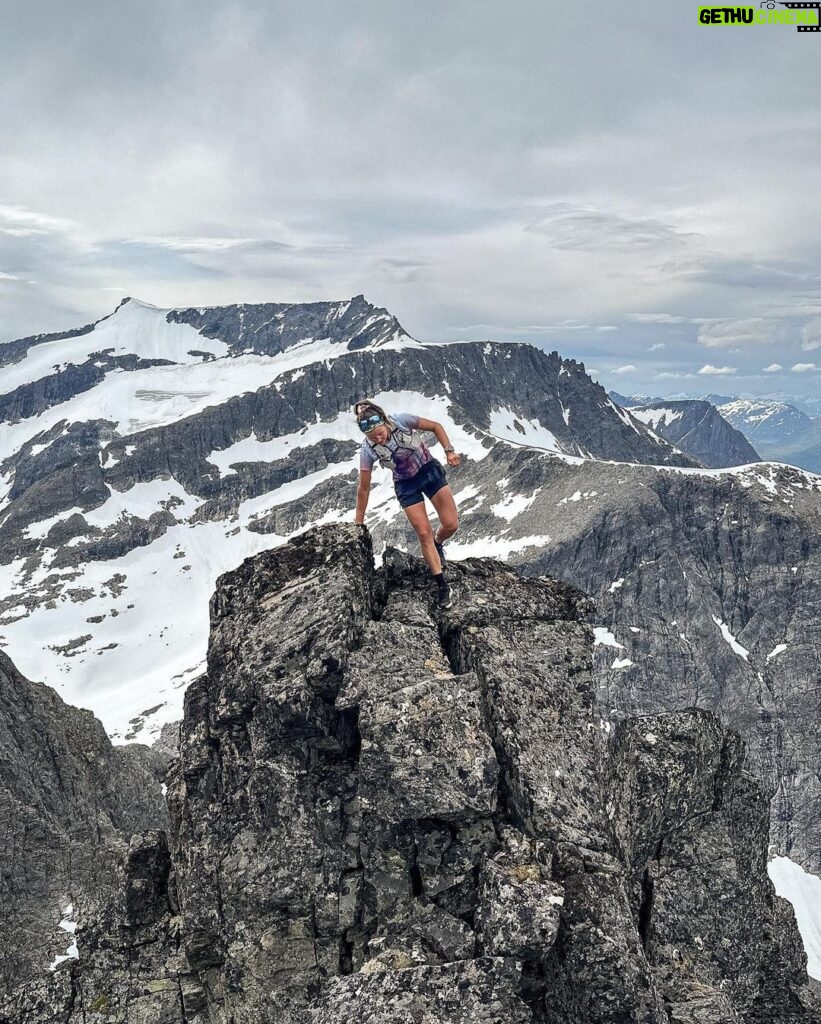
top-left (2, 521), bottom-right (819, 1022)
top-left (0, 650), bottom-right (169, 1020)
top-left (164, 527), bottom-right (819, 1022)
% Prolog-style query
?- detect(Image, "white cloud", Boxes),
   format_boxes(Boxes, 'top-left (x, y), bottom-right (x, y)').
top-left (0, 0), bottom-right (819, 409)
top-left (612, 364), bottom-right (637, 374)
top-left (801, 319), bottom-right (821, 351)
top-left (698, 364), bottom-right (737, 376)
top-left (697, 318), bottom-right (785, 349)
top-left (627, 313), bottom-right (688, 325)
top-left (763, 363), bottom-right (782, 373)
top-left (791, 362), bottom-right (817, 373)
top-left (0, 203), bottom-right (78, 237)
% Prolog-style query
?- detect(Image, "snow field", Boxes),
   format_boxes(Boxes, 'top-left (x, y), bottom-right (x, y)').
top-left (0, 298), bottom-right (229, 398)
top-left (769, 857), bottom-right (821, 980)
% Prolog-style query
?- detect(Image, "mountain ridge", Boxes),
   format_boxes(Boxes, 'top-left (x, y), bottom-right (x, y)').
top-left (2, 525), bottom-right (818, 1022)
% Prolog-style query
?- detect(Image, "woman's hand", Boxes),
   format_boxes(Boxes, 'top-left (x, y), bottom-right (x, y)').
top-left (445, 451), bottom-right (461, 467)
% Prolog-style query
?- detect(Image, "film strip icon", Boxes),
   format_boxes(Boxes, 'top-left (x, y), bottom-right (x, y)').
top-left (778, 1), bottom-right (821, 30)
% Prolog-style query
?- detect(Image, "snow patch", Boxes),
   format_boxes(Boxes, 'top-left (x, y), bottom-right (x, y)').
top-left (611, 657), bottom-right (634, 669)
top-left (768, 857), bottom-right (821, 980)
top-left (207, 415), bottom-right (355, 477)
top-left (558, 490), bottom-right (598, 505)
top-left (630, 407), bottom-right (684, 431)
top-left (593, 627), bottom-right (625, 650)
top-left (24, 507), bottom-right (85, 540)
top-left (711, 615), bottom-right (750, 661)
top-left (490, 482), bottom-right (541, 522)
top-left (487, 406), bottom-right (564, 454)
top-left (48, 903), bottom-right (79, 972)
top-left (446, 534), bottom-right (552, 561)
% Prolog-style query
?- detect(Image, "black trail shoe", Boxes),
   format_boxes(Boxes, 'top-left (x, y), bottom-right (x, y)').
top-left (434, 539), bottom-right (447, 569)
top-left (435, 575), bottom-right (453, 610)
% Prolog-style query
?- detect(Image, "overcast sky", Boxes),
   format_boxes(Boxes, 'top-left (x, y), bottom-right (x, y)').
top-left (2, 0), bottom-right (820, 399)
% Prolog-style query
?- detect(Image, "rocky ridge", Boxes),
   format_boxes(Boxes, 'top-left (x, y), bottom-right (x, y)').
top-left (0, 649), bottom-right (168, 1020)
top-left (6, 524), bottom-right (817, 1023)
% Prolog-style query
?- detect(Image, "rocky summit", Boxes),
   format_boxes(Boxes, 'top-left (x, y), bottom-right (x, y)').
top-left (6, 524), bottom-right (818, 1023)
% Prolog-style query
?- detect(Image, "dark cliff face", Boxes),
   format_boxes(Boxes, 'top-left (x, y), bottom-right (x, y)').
top-left (1, 524), bottom-right (818, 1022)
top-left (629, 400), bottom-right (761, 469)
top-left (166, 293), bottom-right (409, 354)
top-left (166, 526), bottom-right (816, 1023)
top-left (0, 650), bottom-right (168, 1019)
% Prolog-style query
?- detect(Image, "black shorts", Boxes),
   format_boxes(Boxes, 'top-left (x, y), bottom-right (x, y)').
top-left (395, 459), bottom-right (448, 509)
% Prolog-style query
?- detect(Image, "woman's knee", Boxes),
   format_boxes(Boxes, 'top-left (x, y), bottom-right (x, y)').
top-left (415, 522), bottom-right (434, 544)
top-left (440, 511), bottom-right (459, 534)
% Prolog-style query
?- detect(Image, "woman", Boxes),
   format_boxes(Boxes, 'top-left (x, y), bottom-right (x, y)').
top-left (353, 399), bottom-right (461, 608)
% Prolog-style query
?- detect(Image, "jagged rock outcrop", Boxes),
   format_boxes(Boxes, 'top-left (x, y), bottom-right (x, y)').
top-left (159, 525), bottom-right (817, 1022)
top-left (2, 524), bottom-right (818, 1021)
top-left (475, 452), bottom-right (821, 874)
top-left (0, 650), bottom-right (169, 1020)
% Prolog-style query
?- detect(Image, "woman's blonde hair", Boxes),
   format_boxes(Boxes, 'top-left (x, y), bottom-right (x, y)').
top-left (353, 399), bottom-right (388, 422)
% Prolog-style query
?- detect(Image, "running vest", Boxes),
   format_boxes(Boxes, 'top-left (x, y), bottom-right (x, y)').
top-left (366, 416), bottom-right (427, 472)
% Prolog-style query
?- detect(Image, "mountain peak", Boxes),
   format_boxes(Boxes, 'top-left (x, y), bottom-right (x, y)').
top-left (4, 523), bottom-right (817, 1019)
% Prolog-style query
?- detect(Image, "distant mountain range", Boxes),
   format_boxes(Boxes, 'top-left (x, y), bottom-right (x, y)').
top-left (0, 295), bottom-right (691, 742)
top-left (612, 391), bottom-right (821, 473)
top-left (716, 399), bottom-right (821, 473)
top-left (624, 400), bottom-right (760, 468)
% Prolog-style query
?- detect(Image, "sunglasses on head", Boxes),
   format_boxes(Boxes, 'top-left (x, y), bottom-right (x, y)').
top-left (358, 413), bottom-right (384, 433)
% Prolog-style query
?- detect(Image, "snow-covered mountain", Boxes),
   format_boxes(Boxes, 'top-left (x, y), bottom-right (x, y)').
top-left (0, 301), bottom-right (818, 858)
top-left (717, 398), bottom-right (815, 444)
top-left (609, 390), bottom-right (663, 408)
top-left (627, 399), bottom-right (760, 468)
top-left (716, 398), bottom-right (821, 474)
top-left (612, 391), bottom-right (821, 473)
top-left (0, 295), bottom-right (690, 742)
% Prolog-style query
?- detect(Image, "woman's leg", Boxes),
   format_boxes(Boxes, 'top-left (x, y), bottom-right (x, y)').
top-left (430, 484), bottom-right (459, 544)
top-left (403, 499), bottom-right (442, 574)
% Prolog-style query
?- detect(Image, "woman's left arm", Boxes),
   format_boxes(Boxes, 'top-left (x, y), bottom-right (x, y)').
top-left (416, 417), bottom-right (461, 466)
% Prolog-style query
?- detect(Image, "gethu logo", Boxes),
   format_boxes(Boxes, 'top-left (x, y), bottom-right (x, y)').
top-left (698, 3), bottom-right (821, 30)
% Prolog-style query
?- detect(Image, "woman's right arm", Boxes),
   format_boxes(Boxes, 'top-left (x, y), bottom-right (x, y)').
top-left (355, 468), bottom-right (372, 524)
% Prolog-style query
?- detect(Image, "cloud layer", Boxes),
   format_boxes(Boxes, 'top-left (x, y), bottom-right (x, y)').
top-left (1, 1), bottom-right (820, 400)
